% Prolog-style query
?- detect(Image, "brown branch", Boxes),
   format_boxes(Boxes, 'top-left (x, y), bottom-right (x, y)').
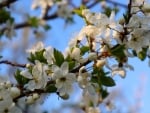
top-left (71, 60), bottom-right (91, 73)
top-left (14, 89), bottom-right (46, 102)
top-left (0, 0), bottom-right (127, 35)
top-left (0, 60), bottom-right (26, 68)
top-left (0, 0), bottom-right (17, 9)
top-left (127, 0), bottom-right (132, 23)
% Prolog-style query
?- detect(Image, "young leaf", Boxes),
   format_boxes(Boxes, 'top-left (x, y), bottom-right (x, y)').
top-left (53, 48), bottom-right (64, 66)
top-left (101, 88), bottom-right (109, 99)
top-left (100, 76), bottom-right (116, 87)
top-left (137, 47), bottom-right (148, 61)
top-left (28, 17), bottom-right (39, 28)
top-left (111, 44), bottom-right (126, 62)
top-left (80, 46), bottom-right (89, 55)
top-left (27, 50), bottom-right (47, 63)
top-left (15, 69), bottom-right (29, 85)
top-left (46, 84), bottom-right (57, 93)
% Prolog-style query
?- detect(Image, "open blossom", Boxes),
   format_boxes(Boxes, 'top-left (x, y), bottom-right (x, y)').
top-left (32, 0), bottom-right (54, 9)
top-left (82, 9), bottom-right (123, 44)
top-left (57, 1), bottom-right (72, 19)
top-left (52, 62), bottom-right (76, 96)
top-left (78, 66), bottom-right (98, 106)
top-left (27, 41), bottom-right (44, 54)
top-left (111, 63), bottom-right (134, 78)
top-left (126, 28), bottom-right (150, 53)
top-left (0, 90), bottom-right (22, 113)
top-left (87, 107), bottom-right (101, 113)
top-left (77, 25), bottom-right (100, 41)
top-left (21, 61), bottom-right (48, 90)
top-left (0, 78), bottom-right (22, 113)
top-left (32, 0), bottom-right (54, 17)
top-left (43, 46), bottom-right (54, 64)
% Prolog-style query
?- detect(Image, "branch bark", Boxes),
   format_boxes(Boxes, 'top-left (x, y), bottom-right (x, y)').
top-left (0, 60), bottom-right (26, 68)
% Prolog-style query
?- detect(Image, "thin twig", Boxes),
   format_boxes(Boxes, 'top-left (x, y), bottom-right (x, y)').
top-left (14, 89), bottom-right (46, 102)
top-left (0, 0), bottom-right (127, 33)
top-left (0, 60), bottom-right (26, 68)
top-left (127, 0), bottom-right (132, 23)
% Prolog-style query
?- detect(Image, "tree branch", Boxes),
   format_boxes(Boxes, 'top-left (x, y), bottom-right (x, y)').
top-left (0, 60), bottom-right (26, 68)
top-left (0, 0), bottom-right (127, 36)
top-left (14, 89), bottom-right (46, 102)
top-left (0, 0), bottom-right (17, 9)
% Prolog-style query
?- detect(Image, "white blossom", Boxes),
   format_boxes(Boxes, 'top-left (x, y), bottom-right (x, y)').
top-left (96, 59), bottom-right (106, 68)
top-left (32, 0), bottom-right (54, 17)
top-left (71, 47), bottom-right (81, 61)
top-left (0, 92), bottom-right (22, 113)
top-left (78, 67), bottom-right (98, 106)
top-left (10, 87), bottom-right (21, 99)
top-left (88, 52), bottom-right (97, 60)
top-left (26, 41), bottom-right (44, 54)
top-left (126, 28), bottom-right (150, 53)
top-left (21, 61), bottom-right (48, 90)
top-left (43, 46), bottom-right (54, 64)
top-left (57, 1), bottom-right (72, 19)
top-left (111, 64), bottom-right (126, 78)
top-left (52, 62), bottom-right (76, 96)
top-left (87, 107), bottom-right (101, 113)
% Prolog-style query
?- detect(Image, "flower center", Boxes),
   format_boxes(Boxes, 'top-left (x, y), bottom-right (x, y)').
top-left (60, 77), bottom-right (67, 82)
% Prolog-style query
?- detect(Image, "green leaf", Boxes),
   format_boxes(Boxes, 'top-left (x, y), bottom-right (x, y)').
top-left (103, 7), bottom-right (112, 17)
top-left (68, 61), bottom-right (76, 70)
top-left (0, 9), bottom-right (13, 24)
top-left (80, 46), bottom-right (89, 55)
top-left (46, 84), bottom-right (57, 93)
top-left (53, 48), bottom-right (64, 66)
top-left (43, 24), bottom-right (51, 31)
top-left (111, 44), bottom-right (126, 62)
top-left (28, 17), bottom-right (39, 28)
top-left (15, 70), bottom-right (29, 85)
top-left (100, 76), bottom-right (116, 87)
top-left (27, 50), bottom-right (47, 63)
top-left (73, 5), bottom-right (86, 17)
top-left (101, 88), bottom-right (109, 99)
top-left (137, 48), bottom-right (148, 61)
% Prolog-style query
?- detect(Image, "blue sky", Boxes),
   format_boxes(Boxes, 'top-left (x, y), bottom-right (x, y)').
top-left (43, 1), bottom-right (150, 112)
top-left (1, 0), bottom-right (150, 113)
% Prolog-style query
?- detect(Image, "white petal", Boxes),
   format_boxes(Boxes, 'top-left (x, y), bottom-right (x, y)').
top-left (112, 68), bottom-right (126, 78)
top-left (61, 62), bottom-right (68, 74)
top-left (20, 70), bottom-right (32, 79)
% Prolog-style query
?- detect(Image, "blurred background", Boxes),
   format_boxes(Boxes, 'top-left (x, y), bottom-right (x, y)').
top-left (0, 0), bottom-right (149, 113)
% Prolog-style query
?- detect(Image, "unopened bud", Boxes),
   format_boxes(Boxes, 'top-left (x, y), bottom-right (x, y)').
top-left (142, 4), bottom-right (150, 13)
top-left (88, 52), bottom-right (97, 60)
top-left (96, 59), bottom-right (106, 68)
top-left (10, 87), bottom-right (20, 98)
top-left (26, 96), bottom-right (34, 104)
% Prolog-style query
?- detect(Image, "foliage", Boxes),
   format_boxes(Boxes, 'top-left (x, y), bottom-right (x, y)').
top-left (0, 0), bottom-right (150, 113)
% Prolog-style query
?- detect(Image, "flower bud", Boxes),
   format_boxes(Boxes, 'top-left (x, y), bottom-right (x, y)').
top-left (32, 93), bottom-right (39, 100)
top-left (96, 59), bottom-right (106, 68)
top-left (71, 47), bottom-right (80, 60)
top-left (88, 52), bottom-right (97, 60)
top-left (142, 4), bottom-right (150, 13)
top-left (26, 96), bottom-right (34, 104)
top-left (10, 87), bottom-right (20, 98)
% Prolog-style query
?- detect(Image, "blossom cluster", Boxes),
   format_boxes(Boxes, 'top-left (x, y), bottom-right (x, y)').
top-left (1, 0), bottom-right (150, 113)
